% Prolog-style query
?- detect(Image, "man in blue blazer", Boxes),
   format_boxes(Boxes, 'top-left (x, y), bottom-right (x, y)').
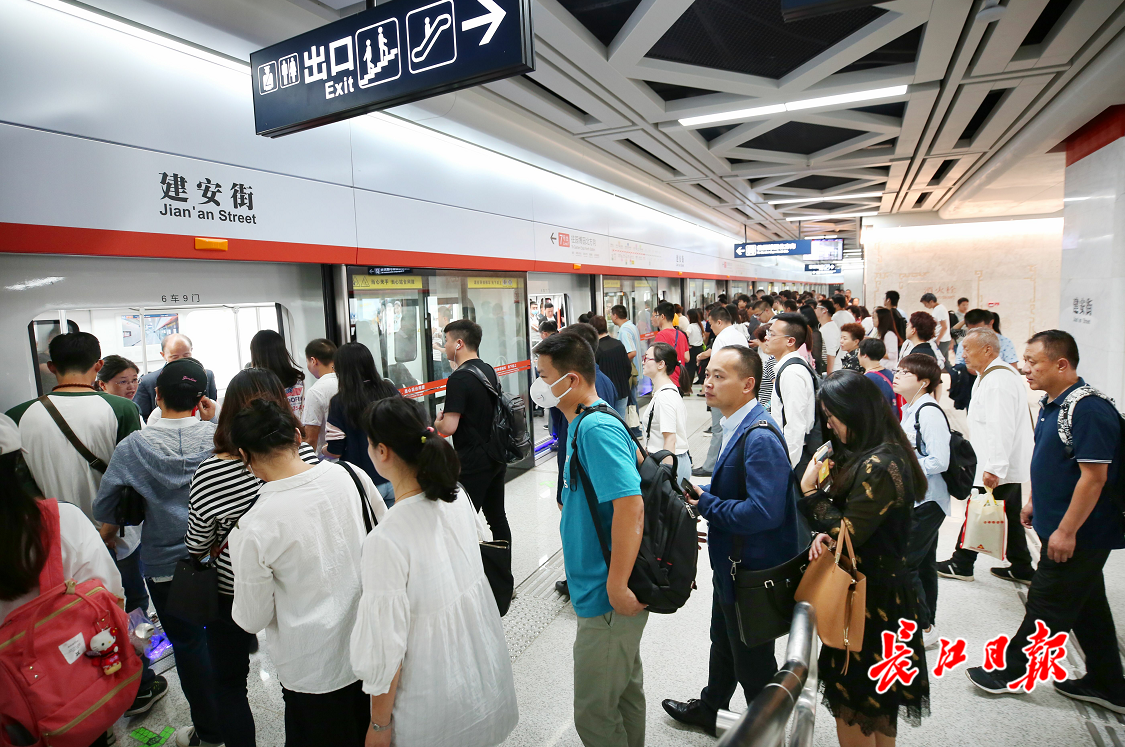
top-left (662, 345), bottom-right (803, 736)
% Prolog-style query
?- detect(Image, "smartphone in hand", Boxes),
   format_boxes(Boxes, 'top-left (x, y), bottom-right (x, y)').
top-left (814, 441), bottom-right (833, 485)
top-left (680, 477), bottom-right (695, 500)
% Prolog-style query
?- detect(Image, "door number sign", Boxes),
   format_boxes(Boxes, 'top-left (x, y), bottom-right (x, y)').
top-left (251, 0), bottom-right (533, 137)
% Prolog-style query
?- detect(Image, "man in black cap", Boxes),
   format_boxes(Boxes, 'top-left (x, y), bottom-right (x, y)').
top-left (95, 358), bottom-right (224, 747)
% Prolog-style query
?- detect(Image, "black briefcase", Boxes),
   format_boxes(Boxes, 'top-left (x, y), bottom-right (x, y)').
top-left (166, 556), bottom-right (220, 626)
top-left (731, 547), bottom-right (810, 649)
top-left (480, 540), bottom-right (514, 617)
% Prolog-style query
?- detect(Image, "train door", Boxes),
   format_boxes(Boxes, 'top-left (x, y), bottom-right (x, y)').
top-left (29, 304), bottom-right (287, 398)
top-left (345, 267), bottom-right (534, 472)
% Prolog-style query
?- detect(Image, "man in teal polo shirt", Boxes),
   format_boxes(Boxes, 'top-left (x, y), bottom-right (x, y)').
top-left (532, 331), bottom-right (647, 747)
top-left (967, 330), bottom-right (1125, 711)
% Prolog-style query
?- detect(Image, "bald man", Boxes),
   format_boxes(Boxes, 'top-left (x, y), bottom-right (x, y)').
top-left (133, 334), bottom-right (217, 420)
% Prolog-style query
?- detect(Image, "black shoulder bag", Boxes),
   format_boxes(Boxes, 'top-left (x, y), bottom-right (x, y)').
top-left (727, 419), bottom-right (812, 648)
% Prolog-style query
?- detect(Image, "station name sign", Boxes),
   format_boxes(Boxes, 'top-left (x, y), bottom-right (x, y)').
top-left (250, 0), bottom-right (534, 137)
top-left (805, 262), bottom-right (842, 275)
top-left (734, 240), bottom-right (812, 258)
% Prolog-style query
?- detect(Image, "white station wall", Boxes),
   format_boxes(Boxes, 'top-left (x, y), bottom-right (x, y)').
top-left (0, 0), bottom-right (811, 282)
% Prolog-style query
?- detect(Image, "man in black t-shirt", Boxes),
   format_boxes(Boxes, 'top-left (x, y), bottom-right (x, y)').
top-left (590, 315), bottom-right (631, 417)
top-left (435, 319), bottom-right (510, 543)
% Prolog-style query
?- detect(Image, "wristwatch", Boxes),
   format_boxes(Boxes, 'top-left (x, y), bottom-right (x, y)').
top-left (371, 716), bottom-right (393, 732)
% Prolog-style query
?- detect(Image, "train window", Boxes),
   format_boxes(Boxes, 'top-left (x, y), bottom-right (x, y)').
top-left (28, 319), bottom-right (80, 395)
top-left (29, 304), bottom-right (287, 399)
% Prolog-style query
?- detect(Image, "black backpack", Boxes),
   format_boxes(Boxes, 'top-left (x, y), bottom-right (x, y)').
top-left (1054, 385), bottom-right (1125, 523)
top-left (569, 403), bottom-right (699, 614)
top-left (464, 366), bottom-right (532, 465)
top-left (914, 401), bottom-right (977, 500)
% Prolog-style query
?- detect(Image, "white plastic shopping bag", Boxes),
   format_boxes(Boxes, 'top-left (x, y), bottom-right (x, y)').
top-left (960, 486), bottom-right (1007, 559)
top-left (625, 404), bottom-right (641, 429)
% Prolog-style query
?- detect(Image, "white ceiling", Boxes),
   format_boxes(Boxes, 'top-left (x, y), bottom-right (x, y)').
top-left (81, 0), bottom-right (1125, 249)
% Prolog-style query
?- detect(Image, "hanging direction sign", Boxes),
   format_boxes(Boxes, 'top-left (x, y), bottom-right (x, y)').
top-left (734, 240), bottom-right (812, 258)
top-left (251, 0), bottom-right (534, 137)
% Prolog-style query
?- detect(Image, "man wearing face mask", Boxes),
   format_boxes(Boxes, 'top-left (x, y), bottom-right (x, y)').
top-left (532, 332), bottom-right (648, 747)
top-left (435, 319), bottom-right (510, 545)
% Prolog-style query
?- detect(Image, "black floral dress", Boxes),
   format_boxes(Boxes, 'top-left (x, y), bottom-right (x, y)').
top-left (798, 446), bottom-right (930, 737)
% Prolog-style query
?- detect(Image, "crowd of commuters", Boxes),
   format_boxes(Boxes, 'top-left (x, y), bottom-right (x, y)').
top-left (4, 283), bottom-right (1125, 747)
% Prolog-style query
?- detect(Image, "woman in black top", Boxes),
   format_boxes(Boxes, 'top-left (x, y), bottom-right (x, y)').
top-left (325, 342), bottom-right (401, 507)
top-left (798, 371), bottom-right (930, 745)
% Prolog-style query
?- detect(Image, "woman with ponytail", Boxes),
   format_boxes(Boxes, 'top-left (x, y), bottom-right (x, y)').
top-left (350, 397), bottom-right (517, 747)
top-left (227, 399), bottom-right (386, 747)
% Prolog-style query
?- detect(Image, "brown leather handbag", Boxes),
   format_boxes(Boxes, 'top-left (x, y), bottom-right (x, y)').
top-left (794, 520), bottom-right (866, 671)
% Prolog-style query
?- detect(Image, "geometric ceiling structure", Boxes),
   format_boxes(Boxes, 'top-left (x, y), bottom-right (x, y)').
top-left (479, 0), bottom-right (1125, 248)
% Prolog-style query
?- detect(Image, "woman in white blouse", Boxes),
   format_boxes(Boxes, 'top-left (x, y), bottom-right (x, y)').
top-left (228, 399), bottom-right (386, 747)
top-left (350, 397), bottom-right (517, 747)
top-left (640, 341), bottom-right (692, 483)
top-left (874, 307), bottom-right (903, 368)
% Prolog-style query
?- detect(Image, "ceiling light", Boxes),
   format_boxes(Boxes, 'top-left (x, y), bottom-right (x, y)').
top-left (975, 0), bottom-right (1006, 24)
top-left (679, 105), bottom-right (786, 128)
top-left (678, 86), bottom-right (908, 127)
top-left (26, 0), bottom-right (249, 72)
top-left (785, 212), bottom-right (877, 221)
top-left (768, 191), bottom-right (884, 204)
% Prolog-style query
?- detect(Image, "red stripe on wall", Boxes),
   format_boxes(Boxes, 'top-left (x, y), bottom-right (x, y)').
top-left (0, 221), bottom-right (798, 283)
top-left (1065, 105), bottom-right (1125, 168)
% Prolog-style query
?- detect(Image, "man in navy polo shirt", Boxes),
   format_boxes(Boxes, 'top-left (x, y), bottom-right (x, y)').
top-left (967, 330), bottom-right (1125, 711)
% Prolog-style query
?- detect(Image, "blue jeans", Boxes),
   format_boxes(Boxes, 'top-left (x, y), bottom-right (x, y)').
top-left (113, 546), bottom-right (154, 687)
top-left (675, 453), bottom-right (693, 485)
top-left (376, 481), bottom-right (396, 509)
top-left (146, 578), bottom-right (222, 743)
top-left (205, 594), bottom-right (257, 747)
top-left (613, 397), bottom-right (628, 419)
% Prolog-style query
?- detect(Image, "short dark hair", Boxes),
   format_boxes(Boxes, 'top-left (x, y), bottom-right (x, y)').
top-left (1028, 329), bottom-right (1080, 368)
top-left (840, 322), bottom-right (865, 341)
top-left (49, 332), bottom-right (101, 375)
top-left (963, 308), bottom-right (995, 327)
top-left (735, 294), bottom-right (752, 305)
top-left (885, 290), bottom-right (900, 305)
top-left (444, 319), bottom-right (482, 351)
top-left (716, 346), bottom-right (762, 397)
top-left (784, 300), bottom-right (799, 312)
top-left (833, 294), bottom-right (846, 308)
top-left (542, 300), bottom-right (554, 310)
top-left (858, 337), bottom-right (886, 361)
top-left (304, 338), bottom-right (337, 365)
top-left (539, 320), bottom-right (558, 334)
top-left (97, 355), bottom-right (139, 383)
top-left (957, 297), bottom-right (970, 305)
top-left (818, 298), bottom-right (836, 314)
top-left (709, 306), bottom-right (732, 324)
top-left (899, 353), bottom-right (942, 394)
top-left (589, 315), bottom-right (608, 335)
top-left (654, 301), bottom-right (675, 321)
top-left (534, 331), bottom-right (596, 382)
top-left (649, 341), bottom-right (678, 373)
top-left (908, 311), bottom-right (936, 341)
top-left (920, 293), bottom-right (938, 304)
top-left (563, 322), bottom-right (599, 350)
top-left (610, 304), bottom-right (628, 320)
top-left (773, 312), bottom-right (808, 348)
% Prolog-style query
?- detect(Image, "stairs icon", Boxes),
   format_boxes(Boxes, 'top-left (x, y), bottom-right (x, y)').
top-left (360, 47), bottom-right (398, 85)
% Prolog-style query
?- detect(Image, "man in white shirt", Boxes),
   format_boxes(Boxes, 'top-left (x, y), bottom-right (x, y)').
top-left (921, 293), bottom-right (953, 363)
top-left (301, 338), bottom-right (338, 456)
top-left (693, 306), bottom-right (749, 477)
top-left (831, 294), bottom-right (853, 330)
top-left (761, 313), bottom-right (818, 472)
top-left (610, 305), bottom-right (641, 412)
top-left (815, 300), bottom-right (841, 373)
top-left (937, 328), bottom-right (1035, 583)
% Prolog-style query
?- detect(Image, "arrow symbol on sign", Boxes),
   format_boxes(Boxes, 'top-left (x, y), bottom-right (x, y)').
top-left (462, 0), bottom-right (506, 45)
top-left (550, 232), bottom-right (557, 245)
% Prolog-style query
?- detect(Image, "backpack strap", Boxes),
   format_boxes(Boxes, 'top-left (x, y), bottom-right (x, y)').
top-left (463, 364), bottom-right (502, 399)
top-left (912, 401), bottom-right (950, 457)
top-left (37, 498), bottom-right (65, 590)
top-left (338, 461), bottom-right (378, 534)
top-left (37, 395), bottom-right (108, 473)
top-left (773, 356), bottom-right (818, 428)
top-left (644, 386), bottom-right (678, 451)
top-left (1057, 385), bottom-right (1118, 456)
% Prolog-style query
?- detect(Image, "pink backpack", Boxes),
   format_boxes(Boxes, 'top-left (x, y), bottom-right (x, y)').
top-left (0, 499), bottom-right (141, 746)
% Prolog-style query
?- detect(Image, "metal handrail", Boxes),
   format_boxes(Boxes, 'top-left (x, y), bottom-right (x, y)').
top-left (715, 602), bottom-right (819, 747)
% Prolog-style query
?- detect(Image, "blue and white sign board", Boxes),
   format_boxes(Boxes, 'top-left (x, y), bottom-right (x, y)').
top-left (734, 240), bottom-right (812, 258)
top-left (251, 0), bottom-right (534, 137)
top-left (805, 262), bottom-right (842, 275)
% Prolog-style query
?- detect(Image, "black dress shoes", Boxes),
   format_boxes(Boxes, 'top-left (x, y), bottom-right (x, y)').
top-left (661, 698), bottom-right (717, 736)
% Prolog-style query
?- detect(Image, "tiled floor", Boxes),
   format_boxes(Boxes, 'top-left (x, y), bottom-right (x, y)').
top-left (112, 396), bottom-right (1124, 747)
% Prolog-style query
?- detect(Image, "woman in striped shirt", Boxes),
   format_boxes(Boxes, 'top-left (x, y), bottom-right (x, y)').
top-left (186, 368), bottom-right (317, 747)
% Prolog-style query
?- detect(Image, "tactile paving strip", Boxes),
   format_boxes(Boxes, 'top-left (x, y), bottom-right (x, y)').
top-left (502, 549), bottom-right (570, 662)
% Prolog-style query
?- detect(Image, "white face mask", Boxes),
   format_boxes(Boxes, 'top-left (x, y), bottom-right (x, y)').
top-left (530, 373), bottom-right (574, 409)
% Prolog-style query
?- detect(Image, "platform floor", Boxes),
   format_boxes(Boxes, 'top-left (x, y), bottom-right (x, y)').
top-left (111, 395), bottom-right (1125, 747)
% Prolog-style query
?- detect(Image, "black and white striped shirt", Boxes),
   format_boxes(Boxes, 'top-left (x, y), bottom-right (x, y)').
top-left (759, 354), bottom-right (776, 410)
top-left (186, 443), bottom-right (318, 595)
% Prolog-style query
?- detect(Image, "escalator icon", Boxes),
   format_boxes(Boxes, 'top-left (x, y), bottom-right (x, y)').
top-left (406, 0), bottom-right (457, 74)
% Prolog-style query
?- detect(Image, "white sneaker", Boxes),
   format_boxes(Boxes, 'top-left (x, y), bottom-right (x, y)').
top-left (922, 625), bottom-right (941, 650)
top-left (174, 726), bottom-right (224, 747)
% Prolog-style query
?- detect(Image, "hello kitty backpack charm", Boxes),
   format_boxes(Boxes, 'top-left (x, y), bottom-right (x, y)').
top-left (85, 627), bottom-right (123, 675)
